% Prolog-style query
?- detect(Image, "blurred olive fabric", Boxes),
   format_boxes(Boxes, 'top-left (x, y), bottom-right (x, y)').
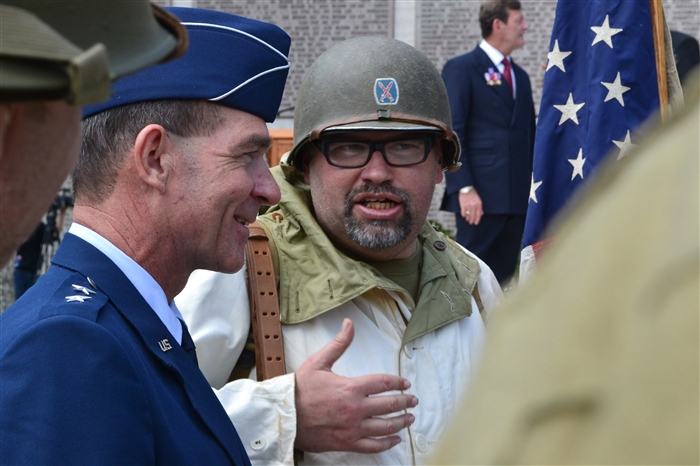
top-left (432, 73), bottom-right (699, 465)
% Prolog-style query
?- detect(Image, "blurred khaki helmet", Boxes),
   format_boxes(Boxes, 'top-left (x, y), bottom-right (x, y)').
top-left (0, 1), bottom-right (187, 105)
top-left (286, 36), bottom-right (461, 172)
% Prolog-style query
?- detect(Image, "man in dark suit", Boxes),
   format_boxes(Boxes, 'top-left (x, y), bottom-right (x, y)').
top-left (0, 8), bottom-right (290, 464)
top-left (441, 0), bottom-right (535, 284)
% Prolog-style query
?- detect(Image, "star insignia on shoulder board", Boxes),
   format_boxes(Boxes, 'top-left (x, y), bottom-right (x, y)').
top-left (72, 284), bottom-right (97, 296)
top-left (65, 295), bottom-right (92, 303)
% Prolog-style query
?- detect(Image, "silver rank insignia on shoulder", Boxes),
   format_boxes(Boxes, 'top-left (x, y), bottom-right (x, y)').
top-left (65, 295), bottom-right (92, 303)
top-left (158, 339), bottom-right (173, 352)
top-left (72, 284), bottom-right (96, 296)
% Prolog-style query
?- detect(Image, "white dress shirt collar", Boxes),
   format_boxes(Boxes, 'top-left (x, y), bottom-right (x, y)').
top-left (480, 39), bottom-right (506, 68)
top-left (68, 223), bottom-right (184, 344)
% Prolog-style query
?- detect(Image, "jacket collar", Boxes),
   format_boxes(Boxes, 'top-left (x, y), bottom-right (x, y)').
top-left (51, 234), bottom-right (248, 465)
top-left (67, 224), bottom-right (184, 343)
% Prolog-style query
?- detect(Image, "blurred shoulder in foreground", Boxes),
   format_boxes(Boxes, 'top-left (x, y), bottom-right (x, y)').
top-left (432, 70), bottom-right (699, 465)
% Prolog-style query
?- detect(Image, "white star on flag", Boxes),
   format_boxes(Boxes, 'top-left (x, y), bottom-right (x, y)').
top-left (601, 72), bottom-right (631, 106)
top-left (613, 130), bottom-right (636, 160)
top-left (568, 148), bottom-right (586, 180)
top-left (529, 174), bottom-right (543, 203)
top-left (547, 40), bottom-right (572, 72)
top-left (553, 93), bottom-right (586, 125)
top-left (591, 15), bottom-right (623, 48)
top-left (522, 1), bottom-right (662, 280)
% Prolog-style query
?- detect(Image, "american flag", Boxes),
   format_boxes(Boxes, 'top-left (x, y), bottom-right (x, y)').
top-left (520, 0), bottom-right (661, 279)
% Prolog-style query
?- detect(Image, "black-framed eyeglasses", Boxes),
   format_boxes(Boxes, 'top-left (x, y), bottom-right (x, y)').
top-left (313, 137), bottom-right (436, 168)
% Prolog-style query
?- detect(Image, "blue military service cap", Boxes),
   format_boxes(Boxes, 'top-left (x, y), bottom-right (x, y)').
top-left (84, 7), bottom-right (291, 123)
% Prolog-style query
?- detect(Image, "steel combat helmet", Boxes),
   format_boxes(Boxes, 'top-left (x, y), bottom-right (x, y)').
top-left (286, 37), bottom-right (461, 172)
top-left (0, 1), bottom-right (187, 105)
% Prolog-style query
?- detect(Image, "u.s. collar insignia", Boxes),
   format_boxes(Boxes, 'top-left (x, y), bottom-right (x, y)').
top-left (375, 78), bottom-right (399, 105)
top-left (484, 67), bottom-right (502, 86)
top-left (159, 339), bottom-right (172, 352)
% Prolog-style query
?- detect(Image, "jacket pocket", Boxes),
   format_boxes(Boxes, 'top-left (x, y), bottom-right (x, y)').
top-left (466, 139), bottom-right (496, 166)
top-left (467, 138), bottom-right (494, 151)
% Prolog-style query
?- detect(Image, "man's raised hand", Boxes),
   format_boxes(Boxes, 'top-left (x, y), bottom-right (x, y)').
top-left (294, 318), bottom-right (418, 453)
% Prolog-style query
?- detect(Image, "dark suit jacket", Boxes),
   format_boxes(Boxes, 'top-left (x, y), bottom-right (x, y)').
top-left (671, 30), bottom-right (700, 85)
top-left (0, 234), bottom-right (250, 465)
top-left (441, 45), bottom-right (535, 216)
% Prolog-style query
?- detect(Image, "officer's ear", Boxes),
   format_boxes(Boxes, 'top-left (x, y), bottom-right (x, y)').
top-left (132, 124), bottom-right (173, 195)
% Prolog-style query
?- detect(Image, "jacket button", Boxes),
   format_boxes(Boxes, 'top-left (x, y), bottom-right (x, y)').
top-left (433, 240), bottom-right (446, 251)
top-left (250, 437), bottom-right (267, 451)
top-left (415, 433), bottom-right (428, 453)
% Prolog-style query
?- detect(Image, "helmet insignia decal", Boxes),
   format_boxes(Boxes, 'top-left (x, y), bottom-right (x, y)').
top-left (375, 78), bottom-right (399, 105)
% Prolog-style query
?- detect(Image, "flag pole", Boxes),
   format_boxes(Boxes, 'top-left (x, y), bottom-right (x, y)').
top-left (650, 0), bottom-right (668, 121)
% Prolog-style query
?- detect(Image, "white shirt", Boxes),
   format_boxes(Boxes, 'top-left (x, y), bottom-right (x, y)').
top-left (68, 223), bottom-right (184, 344)
top-left (480, 39), bottom-right (516, 97)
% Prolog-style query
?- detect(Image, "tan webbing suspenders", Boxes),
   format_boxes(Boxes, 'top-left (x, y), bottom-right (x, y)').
top-left (240, 221), bottom-right (286, 380)
top-left (239, 224), bottom-right (303, 463)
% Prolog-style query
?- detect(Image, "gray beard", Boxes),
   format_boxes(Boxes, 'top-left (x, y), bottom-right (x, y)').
top-left (344, 183), bottom-right (412, 250)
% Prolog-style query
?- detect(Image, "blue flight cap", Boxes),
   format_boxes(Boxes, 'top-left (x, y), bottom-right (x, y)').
top-left (83, 7), bottom-right (291, 122)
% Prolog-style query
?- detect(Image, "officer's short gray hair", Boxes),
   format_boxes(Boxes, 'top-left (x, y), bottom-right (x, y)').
top-left (75, 100), bottom-right (223, 204)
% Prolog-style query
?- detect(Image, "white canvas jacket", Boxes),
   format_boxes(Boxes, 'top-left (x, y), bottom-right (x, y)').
top-left (176, 166), bottom-right (502, 465)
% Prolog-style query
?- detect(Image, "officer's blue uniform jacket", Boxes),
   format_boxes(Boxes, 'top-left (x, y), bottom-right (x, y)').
top-left (0, 234), bottom-right (250, 465)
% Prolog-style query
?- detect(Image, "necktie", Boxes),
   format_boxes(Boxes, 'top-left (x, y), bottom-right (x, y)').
top-left (179, 319), bottom-right (199, 367)
top-left (501, 57), bottom-right (513, 95)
